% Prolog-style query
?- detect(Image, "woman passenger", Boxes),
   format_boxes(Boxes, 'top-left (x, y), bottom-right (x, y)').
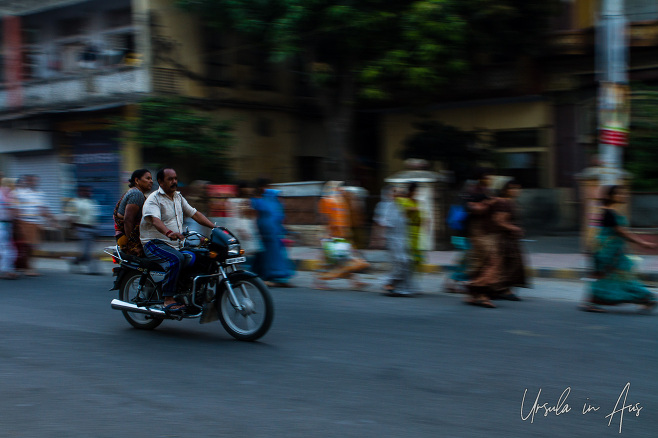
top-left (113, 169), bottom-right (153, 256)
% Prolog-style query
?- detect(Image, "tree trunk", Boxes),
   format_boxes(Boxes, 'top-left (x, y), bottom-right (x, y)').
top-left (315, 69), bottom-right (357, 182)
top-left (322, 105), bottom-right (354, 181)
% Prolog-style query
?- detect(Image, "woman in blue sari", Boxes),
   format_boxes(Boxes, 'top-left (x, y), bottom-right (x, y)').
top-left (251, 178), bottom-right (295, 287)
top-left (581, 185), bottom-right (657, 313)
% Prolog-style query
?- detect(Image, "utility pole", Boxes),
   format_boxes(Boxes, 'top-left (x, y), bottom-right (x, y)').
top-left (597, 0), bottom-right (629, 186)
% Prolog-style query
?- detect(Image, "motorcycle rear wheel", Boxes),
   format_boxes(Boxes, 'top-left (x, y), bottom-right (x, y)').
top-left (120, 273), bottom-right (164, 330)
top-left (217, 277), bottom-right (273, 341)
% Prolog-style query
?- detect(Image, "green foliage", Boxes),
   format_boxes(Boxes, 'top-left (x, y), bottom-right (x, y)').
top-left (177, 0), bottom-right (558, 180)
top-left (627, 85), bottom-right (658, 191)
top-left (177, 0), bottom-right (558, 102)
top-left (115, 97), bottom-right (234, 181)
top-left (402, 121), bottom-right (493, 186)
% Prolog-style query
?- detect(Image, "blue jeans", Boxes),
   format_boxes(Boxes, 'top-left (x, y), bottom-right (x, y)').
top-left (143, 240), bottom-right (185, 297)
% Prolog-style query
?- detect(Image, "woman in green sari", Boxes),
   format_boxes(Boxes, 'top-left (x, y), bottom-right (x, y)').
top-left (581, 185), bottom-right (657, 312)
top-left (396, 182), bottom-right (424, 269)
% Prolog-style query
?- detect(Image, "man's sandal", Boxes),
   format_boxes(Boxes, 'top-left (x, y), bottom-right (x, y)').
top-left (163, 303), bottom-right (186, 313)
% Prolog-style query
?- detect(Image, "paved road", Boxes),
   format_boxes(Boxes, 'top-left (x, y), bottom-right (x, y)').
top-left (1, 262), bottom-right (656, 437)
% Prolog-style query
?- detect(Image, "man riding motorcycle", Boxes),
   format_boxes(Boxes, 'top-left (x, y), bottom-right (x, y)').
top-left (140, 168), bottom-right (217, 313)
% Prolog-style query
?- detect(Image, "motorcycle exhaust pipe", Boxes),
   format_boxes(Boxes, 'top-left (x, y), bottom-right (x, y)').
top-left (111, 299), bottom-right (167, 316)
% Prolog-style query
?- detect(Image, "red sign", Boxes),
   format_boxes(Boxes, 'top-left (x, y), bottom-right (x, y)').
top-left (207, 184), bottom-right (237, 197)
top-left (3, 15), bottom-right (23, 108)
top-left (600, 129), bottom-right (628, 147)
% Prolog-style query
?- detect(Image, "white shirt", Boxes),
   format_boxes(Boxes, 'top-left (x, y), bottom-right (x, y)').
top-left (67, 197), bottom-right (99, 227)
top-left (12, 188), bottom-right (46, 224)
top-left (140, 187), bottom-right (197, 248)
top-left (0, 190), bottom-right (12, 222)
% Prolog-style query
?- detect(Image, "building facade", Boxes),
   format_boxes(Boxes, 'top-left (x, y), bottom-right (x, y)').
top-left (0, 0), bottom-right (326, 235)
top-left (2, 0), bottom-right (657, 236)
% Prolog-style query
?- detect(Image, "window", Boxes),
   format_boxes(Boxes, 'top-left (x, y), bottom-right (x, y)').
top-left (250, 49), bottom-right (275, 91)
top-left (494, 129), bottom-right (540, 149)
top-left (494, 129), bottom-right (544, 188)
top-left (105, 8), bottom-right (132, 29)
top-left (202, 27), bottom-right (233, 86)
top-left (57, 17), bottom-right (86, 38)
top-left (255, 117), bottom-right (273, 137)
top-left (498, 152), bottom-right (543, 188)
top-left (102, 31), bottom-right (135, 66)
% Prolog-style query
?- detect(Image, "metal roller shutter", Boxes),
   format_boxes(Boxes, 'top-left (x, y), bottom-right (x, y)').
top-left (6, 153), bottom-right (66, 216)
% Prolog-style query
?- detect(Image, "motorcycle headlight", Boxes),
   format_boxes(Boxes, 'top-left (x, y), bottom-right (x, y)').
top-left (228, 243), bottom-right (241, 256)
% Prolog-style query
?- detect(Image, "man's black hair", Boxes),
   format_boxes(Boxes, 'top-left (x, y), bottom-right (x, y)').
top-left (156, 167), bottom-right (174, 183)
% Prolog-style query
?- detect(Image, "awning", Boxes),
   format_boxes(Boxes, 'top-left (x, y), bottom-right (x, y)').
top-left (0, 0), bottom-right (90, 16)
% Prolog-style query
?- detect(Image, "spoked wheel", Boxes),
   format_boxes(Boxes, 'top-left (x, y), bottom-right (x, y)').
top-left (217, 277), bottom-right (274, 341)
top-left (119, 273), bottom-right (164, 330)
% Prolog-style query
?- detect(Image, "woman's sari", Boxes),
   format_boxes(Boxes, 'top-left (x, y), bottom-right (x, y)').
top-left (590, 210), bottom-right (656, 305)
top-left (113, 189), bottom-right (144, 256)
top-left (495, 198), bottom-right (529, 289)
top-left (251, 190), bottom-right (295, 283)
top-left (396, 197), bottom-right (423, 268)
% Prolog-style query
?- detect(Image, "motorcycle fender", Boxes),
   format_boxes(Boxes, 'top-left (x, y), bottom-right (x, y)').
top-left (110, 265), bottom-right (139, 291)
top-left (110, 268), bottom-right (127, 291)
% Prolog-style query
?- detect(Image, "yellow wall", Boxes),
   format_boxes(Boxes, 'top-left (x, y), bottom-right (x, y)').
top-left (214, 107), bottom-right (299, 182)
top-left (146, 0), bottom-right (296, 106)
top-left (140, 0), bottom-right (302, 182)
top-left (121, 105), bottom-right (142, 175)
top-left (575, 0), bottom-right (599, 29)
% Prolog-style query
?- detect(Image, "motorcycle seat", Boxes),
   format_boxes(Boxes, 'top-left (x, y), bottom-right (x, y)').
top-left (119, 252), bottom-right (166, 272)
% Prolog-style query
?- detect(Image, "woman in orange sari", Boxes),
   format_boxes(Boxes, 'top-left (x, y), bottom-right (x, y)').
top-left (316, 181), bottom-right (368, 289)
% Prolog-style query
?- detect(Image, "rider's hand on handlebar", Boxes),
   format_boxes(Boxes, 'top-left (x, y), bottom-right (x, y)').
top-left (169, 232), bottom-right (185, 241)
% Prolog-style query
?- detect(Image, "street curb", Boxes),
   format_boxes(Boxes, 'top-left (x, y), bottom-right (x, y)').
top-left (34, 249), bottom-right (658, 283)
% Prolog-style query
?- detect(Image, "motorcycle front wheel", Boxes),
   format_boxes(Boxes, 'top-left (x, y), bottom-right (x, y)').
top-left (217, 277), bottom-right (274, 341)
top-left (119, 273), bottom-right (164, 330)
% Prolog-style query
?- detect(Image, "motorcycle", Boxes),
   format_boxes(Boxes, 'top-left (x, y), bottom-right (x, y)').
top-left (105, 227), bottom-right (274, 341)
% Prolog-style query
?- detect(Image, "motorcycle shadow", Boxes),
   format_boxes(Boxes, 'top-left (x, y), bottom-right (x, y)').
top-left (114, 324), bottom-right (277, 348)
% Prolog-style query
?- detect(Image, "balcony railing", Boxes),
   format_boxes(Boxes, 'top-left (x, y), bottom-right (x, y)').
top-left (0, 65), bottom-right (149, 112)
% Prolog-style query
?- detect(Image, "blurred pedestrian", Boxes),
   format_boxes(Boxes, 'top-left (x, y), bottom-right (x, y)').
top-left (226, 181), bottom-right (261, 270)
top-left (370, 186), bottom-right (394, 249)
top-left (492, 180), bottom-right (529, 300)
top-left (251, 178), bottom-right (295, 287)
top-left (66, 185), bottom-right (100, 274)
top-left (443, 180), bottom-right (475, 294)
top-left (462, 168), bottom-right (502, 308)
top-left (315, 181), bottom-right (369, 290)
top-left (0, 176), bottom-right (18, 279)
top-left (382, 186), bottom-right (416, 297)
top-left (12, 175), bottom-right (53, 276)
top-left (113, 169), bottom-right (153, 256)
top-left (396, 182), bottom-right (424, 269)
top-left (184, 180), bottom-right (212, 236)
top-left (580, 185), bottom-right (657, 313)
top-left (342, 186), bottom-right (368, 249)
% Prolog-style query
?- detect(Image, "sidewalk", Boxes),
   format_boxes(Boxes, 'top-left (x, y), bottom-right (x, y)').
top-left (33, 234), bottom-right (658, 283)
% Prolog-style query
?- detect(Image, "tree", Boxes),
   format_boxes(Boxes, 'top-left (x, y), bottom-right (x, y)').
top-left (178, 0), bottom-right (558, 181)
top-left (627, 85), bottom-right (658, 191)
top-left (116, 97), bottom-right (234, 182)
top-left (402, 121), bottom-right (494, 188)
